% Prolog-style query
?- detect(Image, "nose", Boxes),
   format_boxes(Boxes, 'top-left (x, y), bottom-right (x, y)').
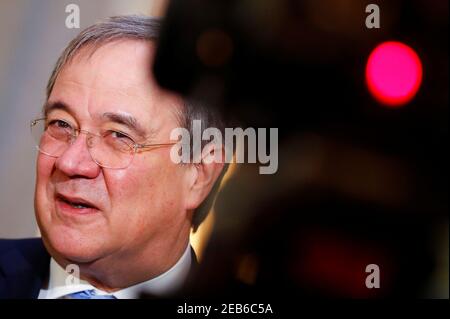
top-left (55, 132), bottom-right (101, 179)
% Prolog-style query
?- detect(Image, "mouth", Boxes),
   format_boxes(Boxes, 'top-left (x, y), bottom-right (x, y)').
top-left (55, 193), bottom-right (100, 215)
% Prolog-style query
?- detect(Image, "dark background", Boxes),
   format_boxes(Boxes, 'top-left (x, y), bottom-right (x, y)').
top-left (153, 0), bottom-right (448, 298)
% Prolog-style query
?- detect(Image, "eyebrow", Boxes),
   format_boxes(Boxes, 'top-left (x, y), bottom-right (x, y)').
top-left (43, 101), bottom-right (71, 117)
top-left (43, 101), bottom-right (149, 140)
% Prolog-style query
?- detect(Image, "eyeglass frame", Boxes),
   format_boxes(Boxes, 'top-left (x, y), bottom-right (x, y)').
top-left (30, 117), bottom-right (179, 169)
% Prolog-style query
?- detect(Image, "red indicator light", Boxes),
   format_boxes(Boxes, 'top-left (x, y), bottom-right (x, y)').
top-left (366, 41), bottom-right (422, 107)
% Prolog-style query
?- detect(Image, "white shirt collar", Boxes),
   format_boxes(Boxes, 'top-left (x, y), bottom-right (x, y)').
top-left (38, 244), bottom-right (192, 299)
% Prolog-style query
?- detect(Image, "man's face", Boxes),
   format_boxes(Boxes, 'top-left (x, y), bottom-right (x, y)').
top-left (35, 40), bottom-right (191, 267)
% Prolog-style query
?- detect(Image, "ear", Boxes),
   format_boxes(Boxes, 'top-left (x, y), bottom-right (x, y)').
top-left (185, 142), bottom-right (225, 211)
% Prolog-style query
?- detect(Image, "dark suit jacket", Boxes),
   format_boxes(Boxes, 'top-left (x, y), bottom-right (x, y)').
top-left (0, 238), bottom-right (50, 299)
top-left (0, 238), bottom-right (198, 299)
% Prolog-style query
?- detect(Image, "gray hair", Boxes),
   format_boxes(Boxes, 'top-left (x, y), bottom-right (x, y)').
top-left (45, 15), bottom-right (227, 231)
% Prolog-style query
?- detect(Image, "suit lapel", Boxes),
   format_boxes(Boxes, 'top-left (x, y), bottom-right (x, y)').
top-left (0, 239), bottom-right (50, 299)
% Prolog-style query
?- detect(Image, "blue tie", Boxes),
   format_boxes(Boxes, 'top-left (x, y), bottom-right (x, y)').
top-left (59, 289), bottom-right (117, 299)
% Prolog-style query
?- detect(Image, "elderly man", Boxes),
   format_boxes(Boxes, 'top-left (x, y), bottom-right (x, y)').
top-left (0, 16), bottom-right (226, 299)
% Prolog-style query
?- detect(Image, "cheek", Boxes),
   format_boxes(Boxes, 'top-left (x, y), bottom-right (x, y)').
top-left (36, 154), bottom-right (56, 203)
top-left (109, 151), bottom-right (184, 200)
top-left (37, 153), bottom-right (54, 178)
top-left (35, 154), bottom-right (57, 233)
top-left (103, 153), bottom-right (186, 235)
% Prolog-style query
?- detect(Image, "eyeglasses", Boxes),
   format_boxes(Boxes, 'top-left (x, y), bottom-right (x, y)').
top-left (30, 118), bottom-right (177, 169)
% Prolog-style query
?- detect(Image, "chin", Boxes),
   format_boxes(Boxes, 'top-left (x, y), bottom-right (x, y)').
top-left (42, 225), bottom-right (108, 264)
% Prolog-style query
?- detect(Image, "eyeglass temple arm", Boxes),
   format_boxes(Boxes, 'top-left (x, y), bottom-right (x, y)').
top-left (137, 142), bottom-right (181, 150)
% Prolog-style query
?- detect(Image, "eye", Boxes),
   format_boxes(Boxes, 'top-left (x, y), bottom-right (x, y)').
top-left (110, 130), bottom-right (130, 140)
top-left (47, 119), bottom-right (71, 129)
top-left (104, 130), bottom-right (135, 150)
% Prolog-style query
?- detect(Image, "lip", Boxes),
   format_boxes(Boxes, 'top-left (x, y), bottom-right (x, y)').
top-left (55, 193), bottom-right (100, 215)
